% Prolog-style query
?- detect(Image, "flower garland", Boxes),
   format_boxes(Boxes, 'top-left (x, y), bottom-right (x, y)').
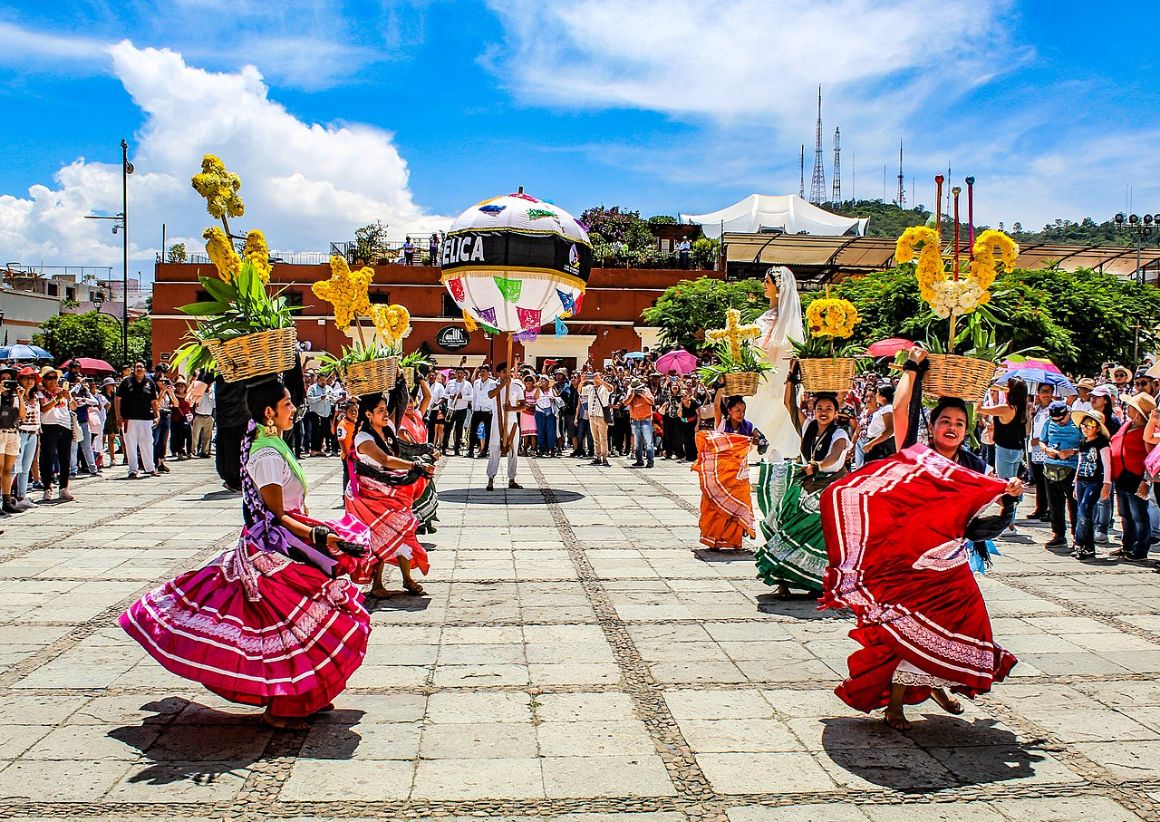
top-left (312, 256), bottom-right (374, 329)
top-left (203, 227), bottom-right (241, 283)
top-left (895, 225), bottom-right (1018, 319)
top-left (805, 289), bottom-right (859, 338)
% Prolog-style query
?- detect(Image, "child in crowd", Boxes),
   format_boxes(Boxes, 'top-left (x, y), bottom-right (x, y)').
top-left (1073, 408), bottom-right (1112, 560)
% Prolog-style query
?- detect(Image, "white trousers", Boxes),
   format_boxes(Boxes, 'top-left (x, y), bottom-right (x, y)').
top-left (487, 418), bottom-right (519, 481)
top-left (124, 419), bottom-right (156, 474)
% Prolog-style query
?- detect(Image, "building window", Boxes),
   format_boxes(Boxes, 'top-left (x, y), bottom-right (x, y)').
top-left (442, 293), bottom-right (460, 317)
top-left (283, 290), bottom-right (304, 307)
top-left (66, 287), bottom-right (76, 301)
top-left (195, 290), bottom-right (212, 303)
top-left (369, 290), bottom-right (392, 304)
top-left (46, 283), bottom-right (58, 297)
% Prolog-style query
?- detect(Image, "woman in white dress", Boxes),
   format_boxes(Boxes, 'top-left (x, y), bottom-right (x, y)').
top-left (747, 266), bottom-right (804, 463)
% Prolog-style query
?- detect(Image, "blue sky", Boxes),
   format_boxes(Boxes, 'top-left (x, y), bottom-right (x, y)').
top-left (2, 0), bottom-right (1159, 269)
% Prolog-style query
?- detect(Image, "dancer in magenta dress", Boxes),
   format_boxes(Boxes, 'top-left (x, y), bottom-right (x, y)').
top-left (120, 378), bottom-right (373, 729)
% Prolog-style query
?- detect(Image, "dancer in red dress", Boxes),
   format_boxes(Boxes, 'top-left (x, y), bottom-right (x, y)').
top-left (821, 346), bottom-right (1021, 730)
top-left (121, 378), bottom-right (373, 729)
top-left (344, 382), bottom-right (434, 598)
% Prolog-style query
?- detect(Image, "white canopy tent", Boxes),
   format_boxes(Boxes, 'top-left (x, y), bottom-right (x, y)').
top-left (680, 194), bottom-right (868, 240)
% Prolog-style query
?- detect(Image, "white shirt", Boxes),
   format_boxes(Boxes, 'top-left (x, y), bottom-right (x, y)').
top-left (445, 379), bottom-right (473, 412)
top-left (473, 378), bottom-right (497, 412)
top-left (584, 384), bottom-right (611, 415)
top-left (491, 381), bottom-right (525, 431)
top-left (246, 447), bottom-right (305, 511)
top-left (866, 404), bottom-right (893, 440)
top-left (195, 384), bottom-right (216, 415)
top-left (426, 381), bottom-right (446, 408)
top-left (353, 431), bottom-right (386, 470)
top-left (1071, 398), bottom-right (1092, 413)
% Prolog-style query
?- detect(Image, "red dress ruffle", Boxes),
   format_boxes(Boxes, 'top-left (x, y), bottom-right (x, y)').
top-left (820, 445), bottom-right (1018, 712)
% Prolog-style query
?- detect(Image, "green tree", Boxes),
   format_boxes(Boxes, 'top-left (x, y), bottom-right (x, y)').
top-left (580, 206), bottom-right (654, 251)
top-left (32, 310), bottom-right (152, 365)
top-left (167, 242), bottom-right (187, 263)
top-left (642, 276), bottom-right (765, 351)
top-left (351, 220), bottom-right (389, 263)
top-left (801, 266), bottom-right (1160, 375)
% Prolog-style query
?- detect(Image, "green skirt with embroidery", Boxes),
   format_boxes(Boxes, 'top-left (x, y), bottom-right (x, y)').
top-left (754, 462), bottom-right (837, 592)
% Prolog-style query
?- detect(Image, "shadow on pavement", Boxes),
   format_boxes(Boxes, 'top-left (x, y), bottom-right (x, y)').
top-left (693, 549), bottom-right (755, 563)
top-left (366, 594), bottom-right (432, 613)
top-left (438, 487), bottom-right (585, 505)
top-left (107, 699), bottom-right (366, 786)
top-left (755, 592), bottom-right (845, 619)
top-left (820, 714), bottom-right (1045, 792)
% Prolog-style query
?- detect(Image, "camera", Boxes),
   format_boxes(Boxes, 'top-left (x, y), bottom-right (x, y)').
top-left (2, 380), bottom-right (15, 392)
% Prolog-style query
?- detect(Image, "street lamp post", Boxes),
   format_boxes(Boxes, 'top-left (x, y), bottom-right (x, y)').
top-left (1114, 212), bottom-right (1160, 286)
top-left (85, 141), bottom-right (133, 366)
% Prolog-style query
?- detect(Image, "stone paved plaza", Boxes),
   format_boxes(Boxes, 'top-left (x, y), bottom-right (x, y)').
top-left (2, 454), bottom-right (1160, 821)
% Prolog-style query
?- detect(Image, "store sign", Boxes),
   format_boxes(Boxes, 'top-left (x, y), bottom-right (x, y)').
top-left (436, 325), bottom-right (469, 351)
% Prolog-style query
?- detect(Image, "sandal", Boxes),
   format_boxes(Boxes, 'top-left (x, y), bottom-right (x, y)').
top-left (403, 580), bottom-right (425, 596)
top-left (931, 689), bottom-right (964, 715)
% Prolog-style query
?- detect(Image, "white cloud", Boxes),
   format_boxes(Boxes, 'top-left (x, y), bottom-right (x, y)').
top-left (0, 41), bottom-right (449, 271)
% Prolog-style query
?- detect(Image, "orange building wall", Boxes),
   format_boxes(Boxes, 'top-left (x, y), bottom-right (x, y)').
top-left (151, 262), bottom-right (722, 369)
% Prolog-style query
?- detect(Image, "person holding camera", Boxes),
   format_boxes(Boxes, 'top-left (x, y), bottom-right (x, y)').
top-left (14, 367), bottom-right (41, 510)
top-left (0, 366), bottom-right (25, 515)
top-left (37, 368), bottom-right (76, 502)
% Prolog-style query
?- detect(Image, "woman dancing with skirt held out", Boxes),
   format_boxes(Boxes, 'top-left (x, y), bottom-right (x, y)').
top-left (691, 391), bottom-right (759, 551)
top-left (821, 346), bottom-right (1021, 731)
top-left (120, 378), bottom-right (374, 730)
top-left (756, 367), bottom-right (851, 599)
top-left (344, 380), bottom-right (435, 598)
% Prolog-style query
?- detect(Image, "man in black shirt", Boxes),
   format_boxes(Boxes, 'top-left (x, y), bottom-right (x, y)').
top-left (115, 361), bottom-right (159, 478)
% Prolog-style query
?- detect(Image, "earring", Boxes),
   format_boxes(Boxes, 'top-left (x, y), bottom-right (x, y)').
top-left (264, 417), bottom-right (279, 438)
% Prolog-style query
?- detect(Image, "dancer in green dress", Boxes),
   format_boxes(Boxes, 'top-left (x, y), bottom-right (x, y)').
top-left (755, 374), bottom-right (851, 598)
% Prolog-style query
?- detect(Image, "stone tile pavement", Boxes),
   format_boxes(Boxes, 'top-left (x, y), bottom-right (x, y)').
top-left (0, 451), bottom-right (1158, 820)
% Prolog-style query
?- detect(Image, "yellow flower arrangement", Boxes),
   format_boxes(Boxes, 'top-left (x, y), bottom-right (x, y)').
top-left (705, 308), bottom-right (761, 361)
top-left (805, 289), bottom-right (859, 338)
top-left (191, 154), bottom-right (245, 221)
top-left (895, 225), bottom-right (1018, 320)
top-left (242, 229), bottom-right (272, 284)
top-left (203, 227), bottom-right (241, 282)
top-left (312, 255), bottom-right (374, 329)
top-left (371, 303), bottom-right (411, 349)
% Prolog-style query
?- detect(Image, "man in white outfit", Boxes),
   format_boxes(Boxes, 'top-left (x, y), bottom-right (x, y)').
top-left (487, 361), bottom-right (525, 491)
top-left (115, 362), bottom-right (160, 478)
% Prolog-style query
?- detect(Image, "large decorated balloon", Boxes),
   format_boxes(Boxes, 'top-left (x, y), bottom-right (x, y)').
top-left (439, 191), bottom-right (592, 335)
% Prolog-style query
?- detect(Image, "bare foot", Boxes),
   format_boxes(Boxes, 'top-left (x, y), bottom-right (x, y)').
top-left (883, 707), bottom-right (912, 731)
top-left (931, 688), bottom-right (964, 715)
top-left (370, 586), bottom-right (391, 598)
top-left (403, 580), bottom-right (425, 596)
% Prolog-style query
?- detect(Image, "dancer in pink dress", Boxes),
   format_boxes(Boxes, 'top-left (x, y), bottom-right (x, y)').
top-left (120, 378), bottom-right (373, 729)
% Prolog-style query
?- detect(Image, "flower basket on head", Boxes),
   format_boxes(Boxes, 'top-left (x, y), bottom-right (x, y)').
top-left (894, 180), bottom-right (1018, 400)
top-left (696, 309), bottom-right (772, 397)
top-left (172, 156), bottom-right (302, 382)
top-left (794, 289), bottom-right (860, 394)
top-left (313, 259), bottom-right (413, 397)
top-left (204, 327), bottom-right (297, 383)
top-left (399, 351), bottom-right (432, 391)
top-left (924, 353), bottom-right (1000, 403)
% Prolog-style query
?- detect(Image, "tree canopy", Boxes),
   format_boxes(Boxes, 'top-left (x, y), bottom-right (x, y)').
top-left (641, 277), bottom-right (765, 352)
top-left (33, 311), bottom-right (151, 365)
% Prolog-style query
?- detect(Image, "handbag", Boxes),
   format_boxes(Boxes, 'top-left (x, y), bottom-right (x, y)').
top-left (594, 390), bottom-right (612, 424)
top-left (1043, 463), bottom-right (1074, 483)
top-left (71, 411), bottom-right (83, 443)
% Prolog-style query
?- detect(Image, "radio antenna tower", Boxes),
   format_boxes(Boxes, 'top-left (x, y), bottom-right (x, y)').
top-left (832, 127), bottom-right (842, 203)
top-left (809, 85), bottom-right (826, 203)
top-left (896, 141), bottom-right (905, 207)
top-left (799, 145), bottom-right (805, 199)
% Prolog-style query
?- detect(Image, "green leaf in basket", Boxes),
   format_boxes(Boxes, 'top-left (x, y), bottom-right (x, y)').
top-left (178, 301), bottom-right (231, 315)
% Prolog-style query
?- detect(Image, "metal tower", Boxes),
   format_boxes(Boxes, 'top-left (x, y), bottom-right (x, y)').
top-left (831, 127), bottom-right (841, 203)
top-left (799, 145), bottom-right (805, 199)
top-left (809, 86), bottom-right (826, 203)
top-left (896, 141), bottom-right (905, 207)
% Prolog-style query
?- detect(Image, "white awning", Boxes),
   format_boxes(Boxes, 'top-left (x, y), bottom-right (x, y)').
top-left (680, 194), bottom-right (868, 239)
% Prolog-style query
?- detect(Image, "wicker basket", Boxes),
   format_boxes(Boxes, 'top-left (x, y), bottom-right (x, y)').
top-left (402, 367), bottom-right (416, 390)
top-left (924, 353), bottom-right (998, 403)
top-left (723, 371), bottom-right (761, 397)
top-left (204, 327), bottom-right (297, 383)
top-left (799, 357), bottom-right (857, 393)
top-left (343, 356), bottom-right (400, 398)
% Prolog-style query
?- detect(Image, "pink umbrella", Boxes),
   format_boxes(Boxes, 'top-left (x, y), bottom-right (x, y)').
top-left (1001, 357), bottom-right (1060, 374)
top-left (654, 349), bottom-right (699, 375)
top-left (866, 338), bottom-right (911, 357)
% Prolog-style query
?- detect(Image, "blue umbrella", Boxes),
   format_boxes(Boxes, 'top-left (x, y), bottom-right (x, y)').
top-left (1, 344), bottom-right (51, 362)
top-left (995, 367), bottom-right (1076, 395)
top-left (623, 351), bottom-right (645, 360)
